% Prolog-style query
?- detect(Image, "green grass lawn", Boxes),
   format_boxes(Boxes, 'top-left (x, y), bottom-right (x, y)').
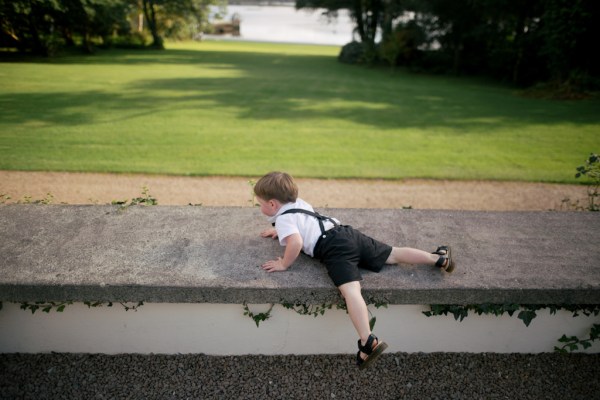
top-left (0, 41), bottom-right (598, 183)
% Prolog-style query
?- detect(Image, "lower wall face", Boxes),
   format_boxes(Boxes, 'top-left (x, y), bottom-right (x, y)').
top-left (1, 303), bottom-right (598, 354)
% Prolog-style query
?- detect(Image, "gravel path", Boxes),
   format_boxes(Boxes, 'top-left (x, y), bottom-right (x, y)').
top-left (1, 352), bottom-right (599, 399)
top-left (0, 171), bottom-right (589, 211)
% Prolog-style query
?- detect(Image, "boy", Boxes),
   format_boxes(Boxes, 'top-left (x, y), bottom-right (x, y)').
top-left (254, 171), bottom-right (454, 369)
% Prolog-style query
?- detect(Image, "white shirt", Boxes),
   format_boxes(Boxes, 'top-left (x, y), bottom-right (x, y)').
top-left (267, 198), bottom-right (338, 257)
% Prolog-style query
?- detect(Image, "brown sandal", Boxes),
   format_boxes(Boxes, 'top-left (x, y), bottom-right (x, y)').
top-left (433, 245), bottom-right (455, 273)
top-left (356, 334), bottom-right (388, 370)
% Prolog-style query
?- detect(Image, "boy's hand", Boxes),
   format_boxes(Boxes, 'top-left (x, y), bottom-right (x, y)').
top-left (260, 227), bottom-right (278, 239)
top-left (261, 257), bottom-right (287, 272)
top-left (261, 233), bottom-right (303, 273)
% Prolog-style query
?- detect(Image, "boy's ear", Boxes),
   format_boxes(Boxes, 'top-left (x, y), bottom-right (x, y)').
top-left (269, 199), bottom-right (282, 209)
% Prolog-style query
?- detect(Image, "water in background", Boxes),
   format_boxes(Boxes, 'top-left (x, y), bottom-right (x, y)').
top-left (206, 5), bottom-right (355, 45)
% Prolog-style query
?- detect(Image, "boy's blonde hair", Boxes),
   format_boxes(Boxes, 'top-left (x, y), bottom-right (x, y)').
top-left (254, 171), bottom-right (298, 203)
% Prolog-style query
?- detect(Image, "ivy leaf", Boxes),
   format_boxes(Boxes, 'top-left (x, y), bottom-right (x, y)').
top-left (568, 343), bottom-right (579, 352)
top-left (504, 304), bottom-right (520, 317)
top-left (369, 316), bottom-right (376, 331)
top-left (518, 310), bottom-right (537, 327)
top-left (554, 346), bottom-right (567, 353)
top-left (451, 306), bottom-right (468, 322)
top-left (547, 305), bottom-right (560, 315)
top-left (590, 323), bottom-right (600, 338)
top-left (557, 334), bottom-right (571, 343)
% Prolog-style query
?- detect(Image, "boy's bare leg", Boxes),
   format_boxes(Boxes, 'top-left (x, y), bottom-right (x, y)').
top-left (338, 281), bottom-right (375, 359)
top-left (385, 247), bottom-right (439, 265)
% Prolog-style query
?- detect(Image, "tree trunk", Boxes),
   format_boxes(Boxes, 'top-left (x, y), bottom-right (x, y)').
top-left (142, 0), bottom-right (164, 49)
top-left (352, 0), bottom-right (367, 43)
top-left (511, 12), bottom-right (526, 85)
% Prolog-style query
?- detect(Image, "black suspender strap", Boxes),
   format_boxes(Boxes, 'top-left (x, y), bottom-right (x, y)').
top-left (275, 208), bottom-right (338, 237)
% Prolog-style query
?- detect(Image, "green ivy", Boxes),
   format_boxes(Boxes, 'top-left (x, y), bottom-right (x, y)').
top-left (423, 304), bottom-right (600, 352)
top-left (249, 300), bottom-right (383, 330)
top-left (281, 302), bottom-right (343, 317)
top-left (242, 302), bottom-right (274, 328)
top-left (14, 300), bottom-right (145, 314)
top-left (555, 323), bottom-right (600, 353)
top-left (20, 301), bottom-right (73, 314)
top-left (423, 304), bottom-right (599, 327)
top-left (83, 301), bottom-right (144, 311)
top-left (563, 153), bottom-right (600, 211)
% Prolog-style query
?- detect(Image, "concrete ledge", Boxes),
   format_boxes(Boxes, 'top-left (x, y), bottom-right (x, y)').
top-left (0, 205), bottom-right (599, 305)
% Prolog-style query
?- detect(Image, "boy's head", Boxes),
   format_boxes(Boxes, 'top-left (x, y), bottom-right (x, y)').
top-left (254, 171), bottom-right (298, 204)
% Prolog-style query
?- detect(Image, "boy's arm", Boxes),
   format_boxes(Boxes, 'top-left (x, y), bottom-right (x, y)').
top-left (261, 233), bottom-right (303, 272)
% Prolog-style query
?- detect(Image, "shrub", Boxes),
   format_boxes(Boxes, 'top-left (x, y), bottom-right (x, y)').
top-left (112, 32), bottom-right (149, 49)
top-left (575, 153), bottom-right (599, 211)
top-left (338, 41), bottom-right (365, 65)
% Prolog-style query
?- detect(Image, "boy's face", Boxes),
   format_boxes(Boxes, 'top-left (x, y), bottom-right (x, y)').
top-left (257, 197), bottom-right (281, 217)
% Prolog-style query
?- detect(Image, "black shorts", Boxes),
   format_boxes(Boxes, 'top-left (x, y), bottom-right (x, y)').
top-left (313, 225), bottom-right (393, 287)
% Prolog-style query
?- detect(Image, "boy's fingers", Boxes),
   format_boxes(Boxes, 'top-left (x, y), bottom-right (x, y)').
top-left (261, 261), bottom-right (274, 270)
top-left (261, 259), bottom-right (282, 272)
top-left (260, 231), bottom-right (277, 239)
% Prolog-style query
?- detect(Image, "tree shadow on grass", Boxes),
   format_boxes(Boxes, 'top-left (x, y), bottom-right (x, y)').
top-left (1, 47), bottom-right (599, 132)
top-left (0, 90), bottom-right (161, 127)
top-left (125, 50), bottom-right (600, 132)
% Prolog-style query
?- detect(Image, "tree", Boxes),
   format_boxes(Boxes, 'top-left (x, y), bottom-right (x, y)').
top-left (296, 0), bottom-right (384, 59)
top-left (321, 0), bottom-right (599, 89)
top-left (55, 0), bottom-right (131, 53)
top-left (140, 0), bottom-right (215, 49)
top-left (0, 0), bottom-right (63, 55)
top-left (0, 0), bottom-right (132, 55)
top-left (0, 0), bottom-right (217, 54)
top-left (538, 0), bottom-right (595, 83)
